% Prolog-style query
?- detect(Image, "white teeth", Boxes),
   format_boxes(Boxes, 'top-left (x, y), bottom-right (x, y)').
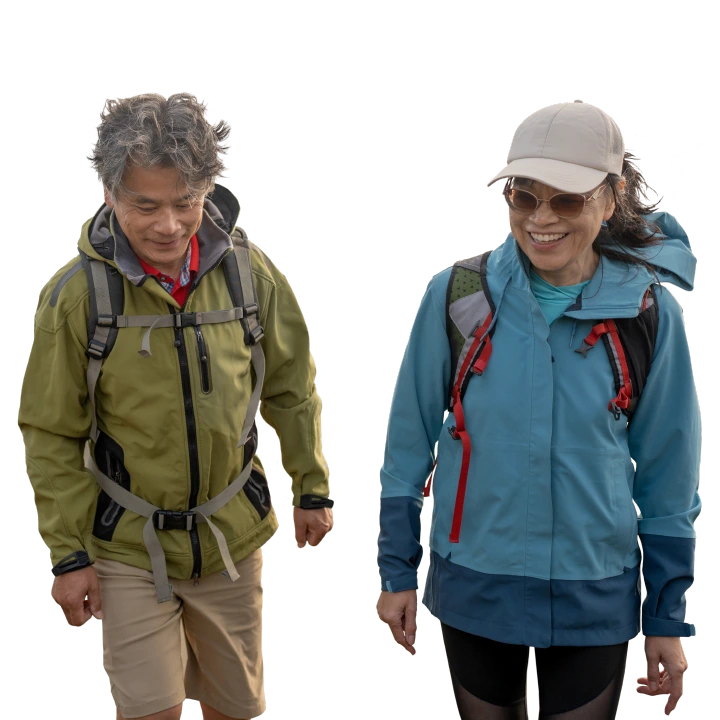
top-left (530, 232), bottom-right (567, 243)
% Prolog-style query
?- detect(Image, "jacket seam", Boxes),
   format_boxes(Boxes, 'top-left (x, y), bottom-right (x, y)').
top-left (35, 290), bottom-right (89, 334)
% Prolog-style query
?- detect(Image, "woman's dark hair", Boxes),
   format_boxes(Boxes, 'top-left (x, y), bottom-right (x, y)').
top-left (513, 152), bottom-right (662, 273)
top-left (595, 151), bottom-right (661, 272)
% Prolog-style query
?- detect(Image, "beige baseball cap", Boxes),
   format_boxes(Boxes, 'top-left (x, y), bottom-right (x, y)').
top-left (488, 100), bottom-right (624, 193)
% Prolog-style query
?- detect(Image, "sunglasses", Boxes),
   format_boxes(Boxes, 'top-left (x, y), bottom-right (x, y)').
top-left (503, 179), bottom-right (607, 219)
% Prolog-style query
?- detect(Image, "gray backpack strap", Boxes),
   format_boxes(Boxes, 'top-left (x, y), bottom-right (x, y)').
top-left (223, 229), bottom-right (265, 346)
top-left (80, 253), bottom-right (124, 442)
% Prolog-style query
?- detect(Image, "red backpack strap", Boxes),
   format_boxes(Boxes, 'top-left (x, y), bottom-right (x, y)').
top-left (444, 252), bottom-right (496, 544)
top-left (576, 320), bottom-right (632, 420)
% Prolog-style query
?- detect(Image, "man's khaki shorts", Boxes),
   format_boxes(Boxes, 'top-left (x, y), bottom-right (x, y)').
top-left (95, 549), bottom-right (264, 719)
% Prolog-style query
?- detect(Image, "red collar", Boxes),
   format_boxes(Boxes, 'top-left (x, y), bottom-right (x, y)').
top-left (139, 234), bottom-right (199, 281)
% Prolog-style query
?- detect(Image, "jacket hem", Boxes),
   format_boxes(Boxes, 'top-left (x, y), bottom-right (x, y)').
top-left (424, 599), bottom-right (640, 648)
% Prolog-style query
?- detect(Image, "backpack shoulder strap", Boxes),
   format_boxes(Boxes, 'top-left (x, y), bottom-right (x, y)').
top-left (79, 252), bottom-right (124, 441)
top-left (445, 250), bottom-right (496, 407)
top-left (223, 227), bottom-right (264, 346)
top-left (609, 284), bottom-right (660, 419)
top-left (576, 285), bottom-right (660, 421)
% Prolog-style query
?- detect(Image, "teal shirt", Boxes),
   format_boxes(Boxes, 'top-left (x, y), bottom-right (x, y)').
top-left (529, 269), bottom-right (590, 326)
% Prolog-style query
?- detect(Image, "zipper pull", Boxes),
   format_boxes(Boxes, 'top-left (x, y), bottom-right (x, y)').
top-left (192, 573), bottom-right (200, 587)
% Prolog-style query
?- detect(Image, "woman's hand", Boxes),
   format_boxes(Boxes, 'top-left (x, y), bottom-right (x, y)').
top-left (637, 636), bottom-right (688, 715)
top-left (376, 589), bottom-right (417, 655)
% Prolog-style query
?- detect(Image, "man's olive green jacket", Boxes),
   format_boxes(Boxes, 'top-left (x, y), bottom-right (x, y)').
top-left (19, 186), bottom-right (329, 579)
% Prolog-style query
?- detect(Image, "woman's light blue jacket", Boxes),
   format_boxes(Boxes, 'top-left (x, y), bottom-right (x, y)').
top-left (378, 213), bottom-right (701, 647)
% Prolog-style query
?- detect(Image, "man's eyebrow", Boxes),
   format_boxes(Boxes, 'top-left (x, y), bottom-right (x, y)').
top-left (135, 193), bottom-right (192, 205)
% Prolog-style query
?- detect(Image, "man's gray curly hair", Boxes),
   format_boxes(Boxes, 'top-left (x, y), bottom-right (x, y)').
top-left (89, 93), bottom-right (230, 201)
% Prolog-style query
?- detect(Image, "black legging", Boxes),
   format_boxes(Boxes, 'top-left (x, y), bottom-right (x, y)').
top-left (442, 624), bottom-right (628, 719)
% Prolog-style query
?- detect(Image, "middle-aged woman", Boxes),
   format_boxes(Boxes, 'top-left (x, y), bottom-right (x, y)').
top-left (376, 101), bottom-right (701, 719)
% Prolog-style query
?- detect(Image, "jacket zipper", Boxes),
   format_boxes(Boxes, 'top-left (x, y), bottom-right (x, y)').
top-left (171, 305), bottom-right (203, 581)
top-left (172, 241), bottom-right (237, 581)
top-left (195, 327), bottom-right (212, 394)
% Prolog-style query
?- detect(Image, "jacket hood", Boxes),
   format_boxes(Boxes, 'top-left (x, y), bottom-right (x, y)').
top-left (492, 211), bottom-right (696, 320)
top-left (77, 183), bottom-right (241, 286)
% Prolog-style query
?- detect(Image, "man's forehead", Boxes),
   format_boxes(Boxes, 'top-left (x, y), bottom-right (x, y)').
top-left (121, 163), bottom-right (193, 202)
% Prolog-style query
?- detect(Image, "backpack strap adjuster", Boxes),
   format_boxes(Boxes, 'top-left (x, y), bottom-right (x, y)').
top-left (87, 339), bottom-right (107, 359)
top-left (153, 509), bottom-right (197, 531)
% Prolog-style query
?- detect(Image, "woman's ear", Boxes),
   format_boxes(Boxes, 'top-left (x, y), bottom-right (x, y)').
top-left (603, 180), bottom-right (624, 221)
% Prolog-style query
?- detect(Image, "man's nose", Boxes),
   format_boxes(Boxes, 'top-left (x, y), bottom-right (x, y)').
top-left (153, 208), bottom-right (183, 236)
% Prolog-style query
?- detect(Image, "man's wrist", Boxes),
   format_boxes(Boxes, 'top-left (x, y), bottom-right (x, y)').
top-left (52, 550), bottom-right (92, 576)
top-left (298, 494), bottom-right (334, 509)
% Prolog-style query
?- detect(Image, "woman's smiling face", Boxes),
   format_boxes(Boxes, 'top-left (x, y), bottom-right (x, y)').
top-left (508, 178), bottom-right (616, 286)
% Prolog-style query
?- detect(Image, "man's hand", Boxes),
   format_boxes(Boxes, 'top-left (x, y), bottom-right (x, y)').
top-left (51, 566), bottom-right (103, 627)
top-left (294, 507), bottom-right (333, 548)
top-left (637, 636), bottom-right (689, 715)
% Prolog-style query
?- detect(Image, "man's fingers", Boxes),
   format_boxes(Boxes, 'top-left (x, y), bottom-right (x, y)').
top-left (86, 573), bottom-right (104, 620)
top-left (664, 669), bottom-right (684, 714)
top-left (295, 521), bottom-right (308, 548)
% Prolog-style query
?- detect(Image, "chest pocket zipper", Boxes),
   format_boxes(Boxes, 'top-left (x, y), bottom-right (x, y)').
top-left (195, 327), bottom-right (213, 394)
top-left (100, 453), bottom-right (124, 527)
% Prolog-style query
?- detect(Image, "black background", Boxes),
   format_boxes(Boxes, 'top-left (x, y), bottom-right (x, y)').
top-left (212, 88), bottom-right (708, 718)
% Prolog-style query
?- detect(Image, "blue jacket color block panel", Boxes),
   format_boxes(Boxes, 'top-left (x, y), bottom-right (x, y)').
top-left (378, 213), bottom-right (701, 647)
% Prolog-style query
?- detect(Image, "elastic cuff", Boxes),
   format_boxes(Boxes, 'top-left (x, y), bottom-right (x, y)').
top-left (381, 574), bottom-right (418, 593)
top-left (642, 615), bottom-right (696, 637)
top-left (299, 494), bottom-right (334, 509)
top-left (52, 550), bottom-right (92, 576)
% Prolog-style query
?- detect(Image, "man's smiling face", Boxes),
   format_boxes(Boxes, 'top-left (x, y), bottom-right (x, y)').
top-left (105, 164), bottom-right (204, 278)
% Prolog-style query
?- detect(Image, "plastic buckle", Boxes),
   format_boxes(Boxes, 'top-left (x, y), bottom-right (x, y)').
top-left (448, 425), bottom-right (459, 440)
top-left (97, 315), bottom-right (114, 327)
top-left (175, 313), bottom-right (198, 328)
top-left (87, 339), bottom-right (107, 359)
top-left (249, 325), bottom-right (265, 344)
top-left (153, 510), bottom-right (197, 531)
top-left (609, 402), bottom-right (622, 421)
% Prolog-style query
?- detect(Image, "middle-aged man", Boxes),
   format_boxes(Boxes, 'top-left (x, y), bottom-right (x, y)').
top-left (19, 93), bottom-right (333, 720)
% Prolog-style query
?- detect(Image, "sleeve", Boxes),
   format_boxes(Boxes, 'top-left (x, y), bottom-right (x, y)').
top-left (378, 274), bottom-right (451, 592)
top-left (628, 285), bottom-right (701, 637)
top-left (257, 274), bottom-right (330, 507)
top-left (18, 282), bottom-right (98, 570)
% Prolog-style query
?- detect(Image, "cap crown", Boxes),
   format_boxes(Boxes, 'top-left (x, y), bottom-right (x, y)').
top-left (508, 101), bottom-right (624, 175)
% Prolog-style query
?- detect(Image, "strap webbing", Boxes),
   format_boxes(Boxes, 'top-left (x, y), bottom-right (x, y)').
top-left (232, 243), bottom-right (264, 343)
top-left (576, 320), bottom-right (633, 420)
top-left (87, 260), bottom-right (113, 442)
top-left (449, 390), bottom-right (472, 544)
top-left (131, 307), bottom-right (246, 358)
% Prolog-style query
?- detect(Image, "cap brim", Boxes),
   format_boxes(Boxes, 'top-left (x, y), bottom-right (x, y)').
top-left (487, 158), bottom-right (608, 194)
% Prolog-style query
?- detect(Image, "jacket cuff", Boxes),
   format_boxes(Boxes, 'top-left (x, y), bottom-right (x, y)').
top-left (642, 614), bottom-right (696, 637)
top-left (381, 573), bottom-right (418, 593)
top-left (52, 550), bottom-right (92, 576)
top-left (298, 494), bottom-right (334, 509)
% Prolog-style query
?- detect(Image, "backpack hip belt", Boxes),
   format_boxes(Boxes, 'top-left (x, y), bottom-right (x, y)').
top-left (82, 237), bottom-right (265, 602)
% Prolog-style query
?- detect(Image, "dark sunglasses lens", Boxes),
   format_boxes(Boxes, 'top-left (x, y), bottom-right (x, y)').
top-left (508, 189), bottom-right (537, 213)
top-left (549, 194), bottom-right (585, 217)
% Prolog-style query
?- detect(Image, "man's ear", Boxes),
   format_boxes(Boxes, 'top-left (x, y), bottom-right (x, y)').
top-left (103, 186), bottom-right (115, 209)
